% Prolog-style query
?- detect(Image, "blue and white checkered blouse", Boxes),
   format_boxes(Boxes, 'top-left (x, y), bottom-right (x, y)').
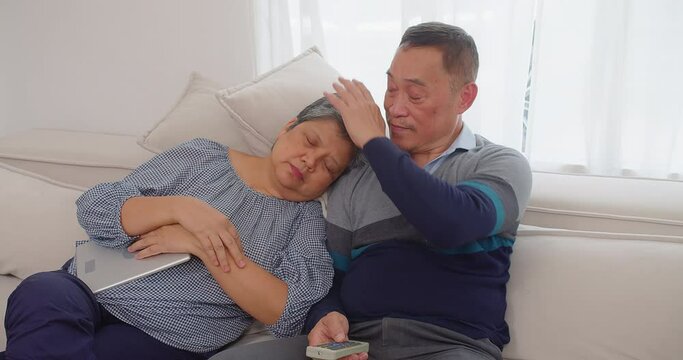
top-left (67, 138), bottom-right (334, 353)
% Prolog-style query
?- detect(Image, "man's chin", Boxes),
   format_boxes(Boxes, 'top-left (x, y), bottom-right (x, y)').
top-left (389, 136), bottom-right (412, 151)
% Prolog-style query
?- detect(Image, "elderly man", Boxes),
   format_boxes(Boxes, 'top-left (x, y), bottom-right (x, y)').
top-left (214, 21), bottom-right (531, 360)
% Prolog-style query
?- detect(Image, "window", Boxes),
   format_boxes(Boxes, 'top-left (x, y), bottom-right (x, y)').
top-left (255, 0), bottom-right (683, 180)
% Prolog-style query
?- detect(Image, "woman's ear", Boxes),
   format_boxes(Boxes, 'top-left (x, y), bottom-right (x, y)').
top-left (275, 117), bottom-right (298, 139)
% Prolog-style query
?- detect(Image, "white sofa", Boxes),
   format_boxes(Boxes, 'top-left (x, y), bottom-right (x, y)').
top-left (1, 48), bottom-right (682, 359)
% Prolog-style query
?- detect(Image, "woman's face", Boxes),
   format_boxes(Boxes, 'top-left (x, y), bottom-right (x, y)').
top-left (270, 118), bottom-right (355, 201)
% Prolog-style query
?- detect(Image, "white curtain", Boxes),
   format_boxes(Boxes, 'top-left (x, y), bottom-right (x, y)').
top-left (253, 0), bottom-right (683, 181)
top-left (252, 0), bottom-right (326, 75)
top-left (527, 0), bottom-right (683, 180)
top-left (252, 0), bottom-right (535, 150)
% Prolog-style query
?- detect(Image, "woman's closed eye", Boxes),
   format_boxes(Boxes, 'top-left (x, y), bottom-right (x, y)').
top-left (307, 134), bottom-right (323, 147)
top-left (324, 159), bottom-right (339, 175)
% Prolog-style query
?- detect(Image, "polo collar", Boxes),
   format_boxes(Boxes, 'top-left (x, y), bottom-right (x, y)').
top-left (423, 123), bottom-right (475, 174)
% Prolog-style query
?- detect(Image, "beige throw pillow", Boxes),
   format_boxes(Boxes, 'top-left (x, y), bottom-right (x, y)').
top-left (138, 72), bottom-right (250, 153)
top-left (217, 47), bottom-right (340, 156)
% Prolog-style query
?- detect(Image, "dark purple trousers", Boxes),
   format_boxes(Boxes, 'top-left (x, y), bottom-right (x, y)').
top-left (2, 269), bottom-right (213, 360)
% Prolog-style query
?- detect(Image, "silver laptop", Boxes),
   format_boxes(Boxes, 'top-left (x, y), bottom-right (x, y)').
top-left (75, 241), bottom-right (191, 294)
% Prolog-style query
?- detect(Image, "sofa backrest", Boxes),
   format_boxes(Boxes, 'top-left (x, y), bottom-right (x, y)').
top-left (523, 171), bottom-right (683, 236)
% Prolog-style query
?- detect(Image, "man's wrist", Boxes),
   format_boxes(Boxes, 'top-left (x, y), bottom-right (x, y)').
top-left (358, 134), bottom-right (386, 149)
top-left (361, 136), bottom-right (391, 153)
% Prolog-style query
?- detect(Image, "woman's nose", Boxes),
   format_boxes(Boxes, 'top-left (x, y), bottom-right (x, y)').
top-left (302, 152), bottom-right (320, 172)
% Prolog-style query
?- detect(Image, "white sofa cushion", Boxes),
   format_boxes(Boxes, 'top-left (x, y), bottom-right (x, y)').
top-left (0, 275), bottom-right (22, 350)
top-left (0, 163), bottom-right (87, 280)
top-left (138, 72), bottom-right (250, 154)
top-left (523, 171), bottom-right (683, 236)
top-left (504, 226), bottom-right (683, 360)
top-left (0, 129), bottom-right (155, 188)
top-left (217, 47), bottom-right (340, 155)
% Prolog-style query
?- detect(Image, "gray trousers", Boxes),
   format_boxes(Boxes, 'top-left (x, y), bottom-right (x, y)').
top-left (210, 318), bottom-right (502, 360)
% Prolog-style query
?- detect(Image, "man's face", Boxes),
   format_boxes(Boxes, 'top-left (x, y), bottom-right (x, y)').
top-left (384, 46), bottom-right (462, 154)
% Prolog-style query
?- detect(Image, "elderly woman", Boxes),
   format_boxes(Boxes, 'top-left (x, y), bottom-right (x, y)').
top-left (2, 97), bottom-right (357, 360)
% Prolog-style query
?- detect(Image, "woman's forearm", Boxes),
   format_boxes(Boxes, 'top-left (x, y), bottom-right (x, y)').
top-left (196, 252), bottom-right (288, 325)
top-left (123, 197), bottom-right (288, 323)
top-left (120, 196), bottom-right (186, 236)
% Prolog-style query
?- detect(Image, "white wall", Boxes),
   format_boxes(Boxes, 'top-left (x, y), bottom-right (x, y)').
top-left (0, 0), bottom-right (256, 137)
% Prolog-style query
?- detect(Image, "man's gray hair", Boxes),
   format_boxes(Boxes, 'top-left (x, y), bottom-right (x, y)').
top-left (400, 21), bottom-right (479, 87)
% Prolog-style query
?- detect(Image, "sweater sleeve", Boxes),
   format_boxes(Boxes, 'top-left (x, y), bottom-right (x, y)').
top-left (303, 268), bottom-right (346, 333)
top-left (303, 220), bottom-right (351, 332)
top-left (303, 175), bottom-right (355, 332)
top-left (362, 137), bottom-right (531, 248)
top-left (76, 138), bottom-right (226, 248)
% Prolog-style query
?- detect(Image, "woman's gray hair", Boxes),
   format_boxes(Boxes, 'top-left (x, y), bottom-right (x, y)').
top-left (289, 97), bottom-right (348, 139)
top-left (288, 96), bottom-right (362, 170)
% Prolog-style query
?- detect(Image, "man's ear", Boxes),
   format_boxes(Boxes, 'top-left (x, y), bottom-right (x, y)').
top-left (275, 117), bottom-right (298, 139)
top-left (456, 82), bottom-right (478, 114)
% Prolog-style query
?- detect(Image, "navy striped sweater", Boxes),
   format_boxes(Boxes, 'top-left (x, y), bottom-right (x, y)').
top-left (305, 136), bottom-right (532, 349)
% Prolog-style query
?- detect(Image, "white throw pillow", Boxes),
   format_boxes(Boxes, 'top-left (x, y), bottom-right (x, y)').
top-left (217, 47), bottom-right (340, 156)
top-left (138, 72), bottom-right (250, 153)
top-left (0, 164), bottom-right (88, 280)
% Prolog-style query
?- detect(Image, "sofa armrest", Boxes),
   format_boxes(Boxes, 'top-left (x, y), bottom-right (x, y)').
top-left (0, 163), bottom-right (87, 280)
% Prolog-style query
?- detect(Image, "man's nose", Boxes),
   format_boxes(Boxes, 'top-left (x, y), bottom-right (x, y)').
top-left (388, 95), bottom-right (409, 118)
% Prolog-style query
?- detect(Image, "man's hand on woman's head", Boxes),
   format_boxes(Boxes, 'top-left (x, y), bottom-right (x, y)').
top-left (172, 196), bottom-right (245, 272)
top-left (325, 77), bottom-right (386, 149)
